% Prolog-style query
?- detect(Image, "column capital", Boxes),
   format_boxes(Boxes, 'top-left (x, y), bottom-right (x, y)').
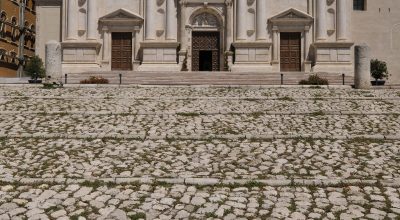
top-left (225, 0), bottom-right (233, 7)
top-left (179, 0), bottom-right (188, 6)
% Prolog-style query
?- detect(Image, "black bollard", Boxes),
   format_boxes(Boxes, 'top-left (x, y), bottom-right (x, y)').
top-left (281, 74), bottom-right (284, 85)
top-left (65, 74), bottom-right (67, 84)
top-left (119, 73), bottom-right (122, 85)
top-left (342, 73), bottom-right (345, 85)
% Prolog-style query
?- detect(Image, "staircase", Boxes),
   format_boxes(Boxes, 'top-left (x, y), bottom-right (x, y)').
top-left (64, 71), bottom-right (354, 85)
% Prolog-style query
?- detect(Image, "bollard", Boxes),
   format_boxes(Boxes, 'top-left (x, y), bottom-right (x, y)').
top-left (281, 74), bottom-right (283, 85)
top-left (354, 44), bottom-right (371, 89)
top-left (65, 74), bottom-right (68, 84)
top-left (45, 40), bottom-right (62, 84)
top-left (342, 73), bottom-right (345, 85)
top-left (119, 73), bottom-right (122, 85)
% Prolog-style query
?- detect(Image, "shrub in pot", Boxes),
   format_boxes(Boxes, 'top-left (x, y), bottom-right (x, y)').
top-left (370, 59), bottom-right (389, 86)
top-left (299, 75), bottom-right (329, 85)
top-left (25, 55), bottom-right (45, 83)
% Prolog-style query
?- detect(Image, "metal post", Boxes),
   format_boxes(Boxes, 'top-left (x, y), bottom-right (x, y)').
top-left (119, 73), bottom-right (122, 85)
top-left (342, 73), bottom-right (345, 85)
top-left (65, 74), bottom-right (67, 84)
top-left (281, 74), bottom-right (283, 85)
top-left (17, 0), bottom-right (26, 78)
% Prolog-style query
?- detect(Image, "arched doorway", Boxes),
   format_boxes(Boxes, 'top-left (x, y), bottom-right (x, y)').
top-left (190, 12), bottom-right (222, 71)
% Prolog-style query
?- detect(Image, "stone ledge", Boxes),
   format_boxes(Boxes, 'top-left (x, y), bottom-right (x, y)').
top-left (0, 110), bottom-right (398, 116)
top-left (0, 133), bottom-right (397, 140)
top-left (1, 177), bottom-right (399, 187)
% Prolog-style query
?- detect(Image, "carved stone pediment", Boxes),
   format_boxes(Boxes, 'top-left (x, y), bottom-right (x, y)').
top-left (192, 13), bottom-right (219, 28)
top-left (99, 8), bottom-right (143, 26)
top-left (269, 8), bottom-right (313, 25)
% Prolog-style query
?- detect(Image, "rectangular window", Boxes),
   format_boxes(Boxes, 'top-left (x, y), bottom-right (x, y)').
top-left (353, 0), bottom-right (366, 11)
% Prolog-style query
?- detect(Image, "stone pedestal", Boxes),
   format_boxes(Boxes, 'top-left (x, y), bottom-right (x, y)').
top-left (45, 40), bottom-right (62, 84)
top-left (354, 44), bottom-right (371, 89)
top-left (138, 42), bottom-right (180, 71)
top-left (231, 42), bottom-right (273, 72)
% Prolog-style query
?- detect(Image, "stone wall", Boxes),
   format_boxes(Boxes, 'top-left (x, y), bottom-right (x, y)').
top-left (352, 0), bottom-right (400, 84)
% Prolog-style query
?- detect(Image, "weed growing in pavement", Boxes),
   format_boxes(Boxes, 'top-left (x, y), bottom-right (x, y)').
top-left (250, 111), bottom-right (264, 118)
top-left (277, 96), bottom-right (295, 101)
top-left (129, 213), bottom-right (146, 220)
top-left (176, 112), bottom-right (203, 117)
top-left (80, 180), bottom-right (117, 189)
top-left (310, 110), bottom-right (325, 116)
top-left (243, 98), bottom-right (259, 102)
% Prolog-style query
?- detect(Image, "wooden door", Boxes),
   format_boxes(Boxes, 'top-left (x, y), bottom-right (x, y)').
top-left (280, 32), bottom-right (301, 72)
top-left (112, 32), bottom-right (132, 70)
top-left (192, 32), bottom-right (220, 71)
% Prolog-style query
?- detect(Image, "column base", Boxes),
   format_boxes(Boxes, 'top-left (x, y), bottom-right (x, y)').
top-left (139, 41), bottom-right (180, 72)
top-left (230, 64), bottom-right (274, 72)
top-left (312, 42), bottom-right (354, 75)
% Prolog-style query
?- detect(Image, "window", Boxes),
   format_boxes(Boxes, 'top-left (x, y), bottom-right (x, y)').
top-left (0, 49), bottom-right (6, 60)
top-left (0, 12), bottom-right (6, 38)
top-left (32, 0), bottom-right (36, 12)
top-left (11, 17), bottom-right (17, 42)
top-left (354, 0), bottom-right (366, 11)
top-left (10, 51), bottom-right (17, 63)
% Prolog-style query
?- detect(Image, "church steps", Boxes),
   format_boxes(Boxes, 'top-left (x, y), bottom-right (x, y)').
top-left (64, 72), bottom-right (354, 85)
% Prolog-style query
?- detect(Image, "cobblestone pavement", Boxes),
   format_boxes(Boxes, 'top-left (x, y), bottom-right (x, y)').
top-left (0, 86), bottom-right (400, 219)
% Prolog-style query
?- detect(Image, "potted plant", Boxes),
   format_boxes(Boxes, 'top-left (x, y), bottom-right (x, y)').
top-left (371, 59), bottom-right (390, 86)
top-left (25, 55), bottom-right (45, 83)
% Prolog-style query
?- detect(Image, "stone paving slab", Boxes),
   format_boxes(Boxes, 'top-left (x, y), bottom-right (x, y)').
top-left (0, 181), bottom-right (399, 219)
top-left (1, 98), bottom-right (400, 114)
top-left (1, 86), bottom-right (400, 99)
top-left (0, 86), bottom-right (400, 219)
top-left (0, 138), bottom-right (399, 180)
top-left (0, 113), bottom-right (398, 137)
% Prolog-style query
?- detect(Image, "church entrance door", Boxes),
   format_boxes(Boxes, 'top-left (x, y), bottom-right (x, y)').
top-left (192, 31), bottom-right (220, 71)
top-left (280, 32), bottom-right (301, 72)
top-left (111, 32), bottom-right (132, 71)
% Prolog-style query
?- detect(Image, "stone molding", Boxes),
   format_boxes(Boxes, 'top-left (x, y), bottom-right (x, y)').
top-left (232, 42), bottom-right (272, 48)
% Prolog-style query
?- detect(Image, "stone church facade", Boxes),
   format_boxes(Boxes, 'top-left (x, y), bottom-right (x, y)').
top-left (35, 0), bottom-right (400, 82)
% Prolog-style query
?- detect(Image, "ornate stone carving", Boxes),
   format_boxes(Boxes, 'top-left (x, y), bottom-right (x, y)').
top-left (192, 13), bottom-right (219, 28)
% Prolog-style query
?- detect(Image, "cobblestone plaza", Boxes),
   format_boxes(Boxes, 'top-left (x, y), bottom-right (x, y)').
top-left (0, 86), bottom-right (399, 219)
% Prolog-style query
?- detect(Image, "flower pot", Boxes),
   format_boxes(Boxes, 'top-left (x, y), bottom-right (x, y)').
top-left (28, 79), bottom-right (42, 84)
top-left (371, 80), bottom-right (386, 86)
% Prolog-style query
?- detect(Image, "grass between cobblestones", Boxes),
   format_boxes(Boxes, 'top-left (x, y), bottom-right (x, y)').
top-left (0, 87), bottom-right (399, 219)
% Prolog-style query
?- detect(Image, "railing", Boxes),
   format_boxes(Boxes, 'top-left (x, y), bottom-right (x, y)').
top-left (62, 73), bottom-right (351, 86)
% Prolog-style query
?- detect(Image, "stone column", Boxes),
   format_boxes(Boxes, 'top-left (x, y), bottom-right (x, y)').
top-left (304, 26), bottom-right (310, 61)
top-left (166, 0), bottom-right (177, 40)
top-left (180, 1), bottom-right (187, 50)
top-left (354, 44), bottom-right (371, 89)
top-left (272, 26), bottom-right (279, 62)
top-left (256, 0), bottom-right (267, 40)
top-left (102, 27), bottom-right (110, 62)
top-left (236, 0), bottom-right (247, 40)
top-left (87, 0), bottom-right (98, 40)
top-left (337, 0), bottom-right (348, 41)
top-left (316, 0), bottom-right (327, 41)
top-left (45, 41), bottom-right (62, 83)
top-left (145, 0), bottom-right (156, 40)
top-left (67, 0), bottom-right (78, 40)
top-left (226, 1), bottom-right (233, 49)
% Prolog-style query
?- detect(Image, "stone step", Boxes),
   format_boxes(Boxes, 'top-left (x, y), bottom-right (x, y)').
top-left (64, 71), bottom-right (354, 85)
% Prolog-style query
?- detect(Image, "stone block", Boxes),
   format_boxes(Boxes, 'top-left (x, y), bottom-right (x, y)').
top-left (45, 40), bottom-right (62, 84)
top-left (354, 44), bottom-right (371, 89)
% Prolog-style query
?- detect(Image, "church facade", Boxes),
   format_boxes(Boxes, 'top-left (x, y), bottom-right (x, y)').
top-left (35, 0), bottom-right (400, 83)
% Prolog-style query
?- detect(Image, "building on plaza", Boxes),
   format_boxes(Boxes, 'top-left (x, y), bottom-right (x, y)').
top-left (35, 0), bottom-right (400, 83)
top-left (0, 0), bottom-right (36, 77)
